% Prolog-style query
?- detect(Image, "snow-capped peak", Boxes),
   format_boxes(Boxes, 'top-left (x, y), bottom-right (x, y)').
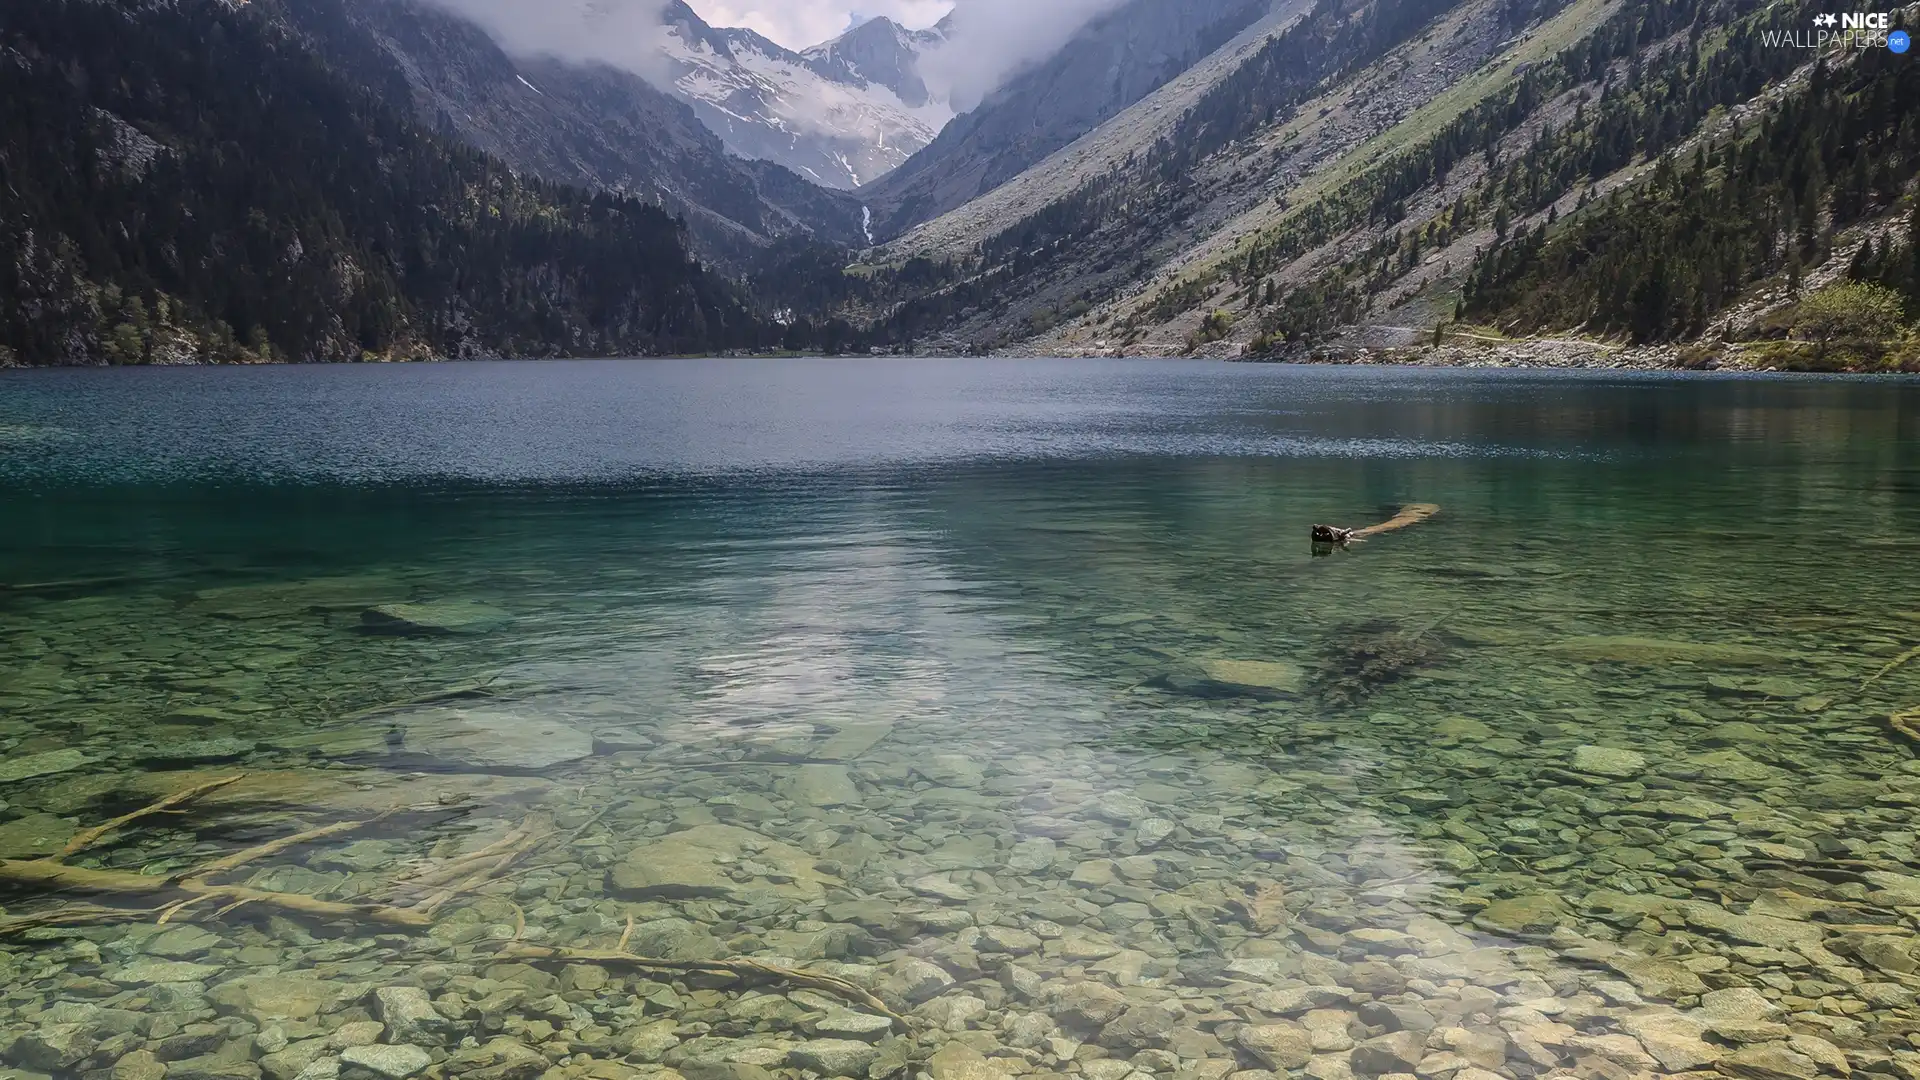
top-left (658, 4), bottom-right (951, 189)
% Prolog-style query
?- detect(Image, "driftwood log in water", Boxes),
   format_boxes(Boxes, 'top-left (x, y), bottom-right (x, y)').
top-left (1312, 503), bottom-right (1440, 547)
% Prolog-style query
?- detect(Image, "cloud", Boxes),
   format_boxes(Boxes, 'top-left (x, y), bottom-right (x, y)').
top-left (416, 0), bottom-right (676, 82)
top-left (413, 0), bottom-right (1127, 115)
top-left (918, 0), bottom-right (1131, 110)
top-left (700, 1), bottom-right (951, 50)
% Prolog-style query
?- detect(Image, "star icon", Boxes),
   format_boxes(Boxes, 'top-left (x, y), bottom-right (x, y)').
top-left (1813, 13), bottom-right (1838, 26)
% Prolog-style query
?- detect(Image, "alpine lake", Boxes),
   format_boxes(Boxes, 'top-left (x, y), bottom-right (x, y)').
top-left (2, 360), bottom-right (1919, 1080)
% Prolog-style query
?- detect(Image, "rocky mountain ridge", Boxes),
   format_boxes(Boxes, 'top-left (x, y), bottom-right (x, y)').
top-left (856, 0), bottom-right (1276, 241)
top-left (659, 3), bottom-right (953, 190)
top-left (266, 0), bottom-right (867, 267)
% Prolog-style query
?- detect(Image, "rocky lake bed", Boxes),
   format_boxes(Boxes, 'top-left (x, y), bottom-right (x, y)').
top-left (3, 365), bottom-right (1919, 1080)
top-left (4, 568), bottom-right (1920, 1080)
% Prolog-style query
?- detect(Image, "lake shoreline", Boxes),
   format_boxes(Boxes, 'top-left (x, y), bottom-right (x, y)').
top-left (6, 344), bottom-right (1919, 374)
top-left (1234, 339), bottom-right (1920, 374)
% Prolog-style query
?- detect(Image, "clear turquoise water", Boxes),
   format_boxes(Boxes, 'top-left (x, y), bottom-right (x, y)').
top-left (2, 360), bottom-right (1919, 1080)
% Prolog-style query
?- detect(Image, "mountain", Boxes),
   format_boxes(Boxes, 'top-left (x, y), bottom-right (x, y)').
top-left (659, 3), bottom-right (951, 190)
top-left (832, 0), bottom-right (1919, 366)
top-left (856, 0), bottom-right (1276, 240)
top-left (0, 0), bottom-right (814, 366)
top-left (266, 0), bottom-right (866, 265)
top-left (802, 14), bottom-right (944, 108)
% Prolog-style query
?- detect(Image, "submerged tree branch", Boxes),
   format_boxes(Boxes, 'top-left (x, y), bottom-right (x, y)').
top-left (496, 942), bottom-right (910, 1027)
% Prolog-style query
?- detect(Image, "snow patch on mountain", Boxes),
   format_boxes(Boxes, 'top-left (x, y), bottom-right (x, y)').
top-left (659, 7), bottom-right (953, 188)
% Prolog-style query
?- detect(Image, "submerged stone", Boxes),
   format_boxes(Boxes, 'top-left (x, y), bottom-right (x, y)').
top-left (926, 1042), bottom-right (1010, 1080)
top-left (1717, 1042), bottom-right (1818, 1080)
top-left (1571, 745), bottom-right (1646, 778)
top-left (140, 737), bottom-right (256, 764)
top-left (1707, 674), bottom-right (1818, 698)
top-left (0, 748), bottom-right (92, 783)
top-left (440, 1039), bottom-right (547, 1080)
top-left (1608, 956), bottom-right (1708, 999)
top-left (210, 974), bottom-right (365, 1023)
top-left (145, 926), bottom-right (222, 959)
top-left (373, 987), bottom-right (448, 1047)
top-left (109, 959), bottom-right (223, 985)
top-left (1474, 894), bottom-right (1568, 935)
top-left (1197, 659), bottom-right (1306, 693)
top-left (193, 577), bottom-right (406, 619)
top-left (1005, 836), bottom-right (1057, 873)
top-left (1238, 1023), bottom-right (1314, 1069)
top-left (788, 1040), bottom-right (877, 1078)
top-left (1352, 1031), bottom-right (1426, 1076)
top-left (783, 764), bottom-right (860, 807)
top-left (610, 824), bottom-right (836, 899)
top-left (360, 601), bottom-right (508, 636)
top-left (339, 1045), bottom-right (431, 1080)
top-left (0, 811), bottom-right (78, 859)
top-left (391, 705), bottom-right (592, 772)
top-left (812, 722), bottom-right (894, 762)
top-left (1620, 1011), bottom-right (1720, 1070)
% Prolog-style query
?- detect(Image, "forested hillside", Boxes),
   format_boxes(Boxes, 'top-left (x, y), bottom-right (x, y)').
top-left (1458, 49), bottom-right (1920, 343)
top-left (1129, 0), bottom-right (1920, 366)
top-left (830, 0), bottom-right (1919, 369)
top-left (0, 0), bottom-right (790, 366)
top-left (1229, 0), bottom-right (1920, 363)
top-left (841, 0), bottom-right (1572, 350)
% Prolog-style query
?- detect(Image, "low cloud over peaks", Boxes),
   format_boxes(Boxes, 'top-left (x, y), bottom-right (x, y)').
top-left (416, 0), bottom-right (675, 82)
top-left (410, 0), bottom-right (1129, 116)
top-left (918, 0), bottom-right (1130, 111)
